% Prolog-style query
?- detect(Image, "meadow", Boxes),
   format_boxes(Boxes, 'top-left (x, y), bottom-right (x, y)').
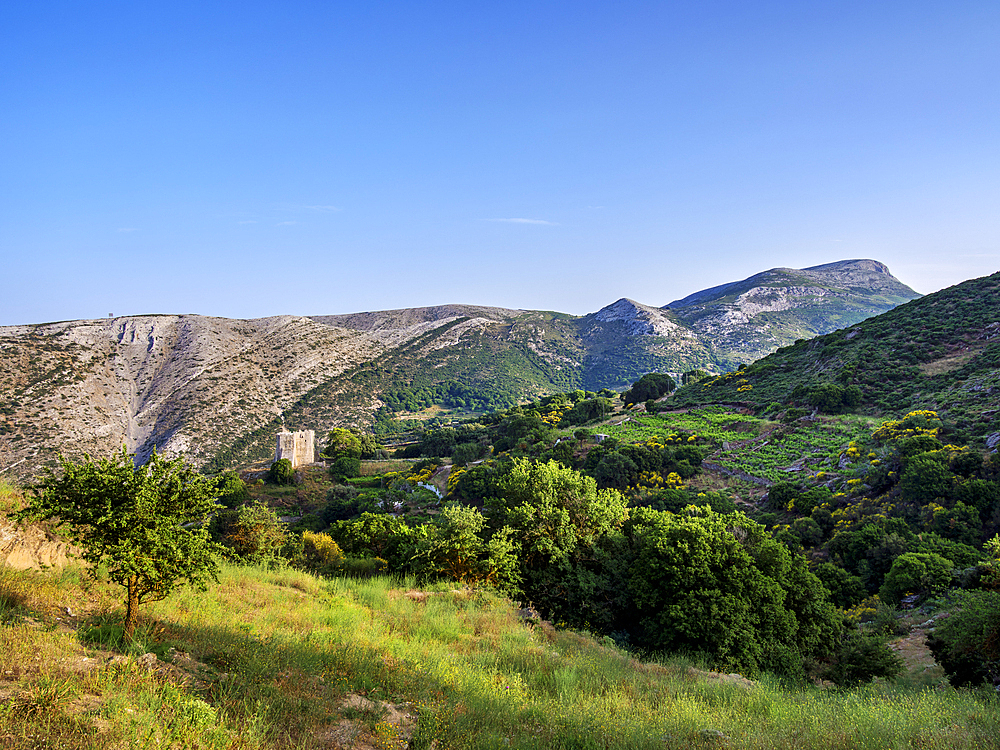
top-left (2, 561), bottom-right (998, 749)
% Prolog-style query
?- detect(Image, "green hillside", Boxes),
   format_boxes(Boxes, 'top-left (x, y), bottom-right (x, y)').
top-left (673, 271), bottom-right (1000, 447)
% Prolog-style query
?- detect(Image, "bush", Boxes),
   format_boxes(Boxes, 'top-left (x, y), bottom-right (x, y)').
top-left (813, 562), bottom-right (867, 609)
top-left (340, 556), bottom-right (388, 578)
top-left (822, 629), bottom-right (904, 687)
top-left (321, 484), bottom-right (364, 523)
top-left (267, 458), bottom-right (295, 486)
top-left (300, 530), bottom-right (344, 574)
top-left (212, 501), bottom-right (288, 566)
top-left (879, 552), bottom-right (953, 606)
top-left (927, 589), bottom-right (1000, 687)
top-left (214, 471), bottom-right (250, 508)
top-left (452, 441), bottom-right (487, 466)
top-left (328, 456), bottom-right (361, 482)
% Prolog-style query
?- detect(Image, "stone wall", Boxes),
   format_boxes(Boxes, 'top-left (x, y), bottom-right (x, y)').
top-left (275, 429), bottom-right (315, 468)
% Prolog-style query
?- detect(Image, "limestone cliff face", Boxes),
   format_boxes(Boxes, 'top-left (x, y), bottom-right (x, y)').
top-left (0, 314), bottom-right (385, 478)
top-left (593, 299), bottom-right (684, 337)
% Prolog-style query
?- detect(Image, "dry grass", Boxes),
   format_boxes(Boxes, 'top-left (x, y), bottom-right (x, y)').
top-left (919, 350), bottom-right (980, 376)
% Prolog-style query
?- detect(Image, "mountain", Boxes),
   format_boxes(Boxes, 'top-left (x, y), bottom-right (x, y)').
top-left (665, 260), bottom-right (920, 368)
top-left (673, 270), bottom-right (1000, 448)
top-left (0, 259), bottom-right (918, 478)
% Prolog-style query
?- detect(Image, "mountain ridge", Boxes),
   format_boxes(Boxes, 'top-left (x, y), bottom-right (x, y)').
top-left (0, 259), bottom-right (919, 478)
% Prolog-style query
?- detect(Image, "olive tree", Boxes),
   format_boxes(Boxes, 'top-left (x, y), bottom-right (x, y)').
top-left (23, 448), bottom-right (224, 638)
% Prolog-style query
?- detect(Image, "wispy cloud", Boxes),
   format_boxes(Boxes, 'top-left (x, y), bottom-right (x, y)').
top-left (486, 218), bottom-right (559, 225)
top-left (275, 220), bottom-right (298, 226)
top-left (274, 202), bottom-right (342, 214)
top-left (116, 227), bottom-right (139, 233)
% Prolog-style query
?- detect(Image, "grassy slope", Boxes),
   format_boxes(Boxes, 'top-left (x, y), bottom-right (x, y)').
top-left (2, 560), bottom-right (999, 750)
top-left (672, 272), bottom-right (1000, 446)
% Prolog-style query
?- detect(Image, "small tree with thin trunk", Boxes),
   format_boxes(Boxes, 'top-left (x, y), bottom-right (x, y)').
top-left (22, 448), bottom-right (223, 639)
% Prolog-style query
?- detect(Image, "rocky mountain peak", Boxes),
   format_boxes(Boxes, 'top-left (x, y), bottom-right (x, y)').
top-left (593, 298), bottom-right (681, 336)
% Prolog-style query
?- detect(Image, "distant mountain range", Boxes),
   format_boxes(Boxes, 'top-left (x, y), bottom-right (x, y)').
top-left (0, 259), bottom-right (919, 478)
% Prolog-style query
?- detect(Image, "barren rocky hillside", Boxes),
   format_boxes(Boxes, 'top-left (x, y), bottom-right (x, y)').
top-left (0, 259), bottom-right (919, 479)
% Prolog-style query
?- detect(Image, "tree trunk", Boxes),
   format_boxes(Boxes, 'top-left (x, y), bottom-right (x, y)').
top-left (124, 575), bottom-right (140, 639)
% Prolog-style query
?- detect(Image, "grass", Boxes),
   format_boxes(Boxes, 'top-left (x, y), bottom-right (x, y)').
top-left (2, 561), bottom-right (999, 749)
top-left (0, 478), bottom-right (24, 515)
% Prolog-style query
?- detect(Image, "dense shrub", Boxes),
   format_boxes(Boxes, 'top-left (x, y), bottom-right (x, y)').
top-left (267, 458), bottom-right (295, 486)
top-left (879, 552), bottom-right (954, 606)
top-left (214, 471), bottom-right (250, 508)
top-left (625, 506), bottom-right (840, 677)
top-left (212, 501), bottom-right (288, 566)
top-left (927, 589), bottom-right (1000, 687)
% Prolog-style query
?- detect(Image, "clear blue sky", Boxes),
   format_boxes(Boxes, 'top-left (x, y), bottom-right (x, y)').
top-left (2, 1), bottom-right (998, 325)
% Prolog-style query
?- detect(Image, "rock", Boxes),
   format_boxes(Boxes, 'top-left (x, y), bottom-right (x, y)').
top-left (516, 606), bottom-right (541, 623)
top-left (986, 432), bottom-right (1000, 451)
top-left (135, 653), bottom-right (159, 670)
top-left (0, 519), bottom-right (79, 570)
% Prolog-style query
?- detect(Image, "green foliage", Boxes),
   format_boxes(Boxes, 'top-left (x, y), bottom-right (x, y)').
top-left (21, 448), bottom-right (223, 638)
top-left (899, 453), bottom-right (953, 503)
top-left (267, 458), bottom-right (295, 485)
top-left (211, 500), bottom-right (288, 567)
top-left (927, 589), bottom-right (1000, 687)
top-left (879, 552), bottom-right (954, 606)
top-left (559, 397), bottom-right (613, 426)
top-left (488, 459), bottom-right (629, 569)
top-left (320, 483), bottom-right (365, 523)
top-left (328, 455), bottom-right (361, 482)
top-left (327, 512), bottom-right (420, 571)
top-left (823, 629), bottom-right (904, 687)
top-left (625, 506), bottom-right (840, 676)
top-left (622, 373), bottom-right (676, 407)
top-left (324, 428), bottom-right (362, 459)
top-left (813, 562), bottom-right (867, 609)
top-left (410, 504), bottom-right (521, 594)
top-left (451, 441), bottom-right (488, 466)
top-left (213, 470), bottom-right (250, 508)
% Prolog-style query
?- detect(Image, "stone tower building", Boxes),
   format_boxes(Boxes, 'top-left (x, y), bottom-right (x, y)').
top-left (274, 429), bottom-right (315, 468)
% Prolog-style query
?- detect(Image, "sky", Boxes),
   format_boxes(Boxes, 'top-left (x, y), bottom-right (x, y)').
top-left (2, 1), bottom-right (999, 325)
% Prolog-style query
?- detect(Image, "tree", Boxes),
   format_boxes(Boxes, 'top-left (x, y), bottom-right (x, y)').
top-left (267, 458), bottom-right (295, 485)
top-left (324, 428), bottom-right (362, 460)
top-left (624, 507), bottom-right (840, 676)
top-left (211, 500), bottom-right (288, 566)
top-left (927, 589), bottom-right (1000, 687)
top-left (23, 449), bottom-right (223, 639)
top-left (879, 551), bottom-right (953, 606)
top-left (622, 373), bottom-right (676, 407)
top-left (214, 470), bottom-right (250, 508)
top-left (324, 428), bottom-right (363, 480)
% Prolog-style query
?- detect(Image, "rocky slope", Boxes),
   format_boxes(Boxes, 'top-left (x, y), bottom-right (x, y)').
top-left (0, 259), bottom-right (918, 478)
top-left (666, 260), bottom-right (919, 366)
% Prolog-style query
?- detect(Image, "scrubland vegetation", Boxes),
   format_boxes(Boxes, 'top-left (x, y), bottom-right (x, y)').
top-left (3, 271), bottom-right (1000, 746)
